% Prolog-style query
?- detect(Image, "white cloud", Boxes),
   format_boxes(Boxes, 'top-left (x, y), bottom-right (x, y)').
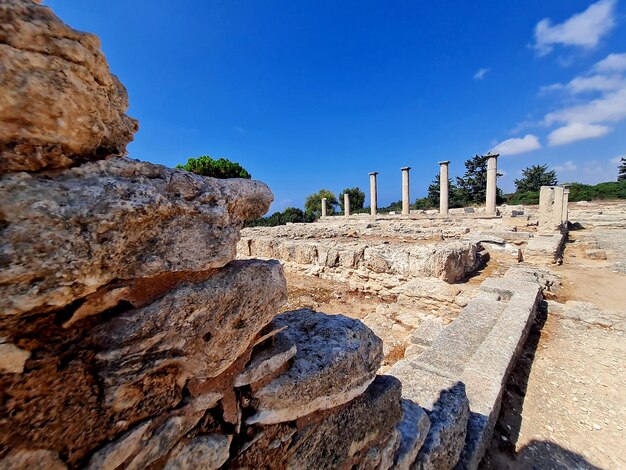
top-left (543, 74), bottom-right (626, 94)
top-left (538, 49), bottom-right (626, 147)
top-left (474, 68), bottom-right (490, 80)
top-left (554, 160), bottom-right (578, 172)
top-left (545, 87), bottom-right (626, 125)
top-left (491, 134), bottom-right (541, 155)
top-left (533, 0), bottom-right (616, 56)
top-left (593, 52), bottom-right (626, 72)
top-left (548, 122), bottom-right (612, 146)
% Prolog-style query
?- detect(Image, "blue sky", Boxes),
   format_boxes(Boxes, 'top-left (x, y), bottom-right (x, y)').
top-left (48, 0), bottom-right (626, 211)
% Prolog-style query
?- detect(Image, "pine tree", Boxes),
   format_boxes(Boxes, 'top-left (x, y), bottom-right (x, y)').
top-left (618, 157), bottom-right (626, 181)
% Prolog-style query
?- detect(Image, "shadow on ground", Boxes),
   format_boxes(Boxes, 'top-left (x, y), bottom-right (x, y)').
top-left (479, 301), bottom-right (602, 470)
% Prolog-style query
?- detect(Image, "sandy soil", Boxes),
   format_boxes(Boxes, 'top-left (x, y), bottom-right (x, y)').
top-left (481, 229), bottom-right (626, 469)
top-left (282, 271), bottom-right (390, 320)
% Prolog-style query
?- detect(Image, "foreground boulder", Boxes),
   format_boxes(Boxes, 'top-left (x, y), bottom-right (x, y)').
top-left (0, 0), bottom-right (138, 173)
top-left (0, 157), bottom-right (273, 316)
top-left (247, 309), bottom-right (383, 425)
top-left (232, 375), bottom-right (403, 469)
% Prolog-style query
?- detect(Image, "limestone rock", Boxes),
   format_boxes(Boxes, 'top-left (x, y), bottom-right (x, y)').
top-left (238, 231), bottom-right (481, 283)
top-left (234, 330), bottom-right (297, 387)
top-left (393, 399), bottom-right (431, 470)
top-left (388, 360), bottom-right (470, 470)
top-left (124, 415), bottom-right (204, 470)
top-left (409, 319), bottom-right (445, 348)
top-left (0, 449), bottom-right (66, 470)
top-left (234, 375), bottom-right (403, 469)
top-left (547, 300), bottom-right (625, 332)
top-left (0, 157), bottom-right (273, 316)
top-left (86, 421), bottom-right (152, 470)
top-left (0, 0), bottom-right (138, 173)
top-left (414, 383), bottom-right (469, 470)
top-left (585, 248), bottom-right (607, 260)
top-left (92, 259), bottom-right (287, 409)
top-left (0, 338), bottom-right (30, 374)
top-left (164, 434), bottom-right (232, 470)
top-left (247, 309), bottom-right (383, 425)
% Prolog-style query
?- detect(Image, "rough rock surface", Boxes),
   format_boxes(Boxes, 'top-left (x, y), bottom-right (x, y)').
top-left (547, 299), bottom-right (625, 331)
top-left (93, 259), bottom-right (287, 407)
top-left (415, 383), bottom-right (470, 470)
top-left (0, 449), bottom-right (66, 470)
top-left (0, 157), bottom-right (273, 316)
top-left (233, 375), bottom-right (403, 469)
top-left (393, 399), bottom-right (431, 470)
top-left (0, 259), bottom-right (286, 465)
top-left (0, 0), bottom-right (138, 173)
top-left (164, 434), bottom-right (231, 470)
top-left (247, 309), bottom-right (383, 425)
top-left (388, 360), bottom-right (470, 469)
top-left (234, 329), bottom-right (297, 387)
top-left (239, 235), bottom-right (481, 283)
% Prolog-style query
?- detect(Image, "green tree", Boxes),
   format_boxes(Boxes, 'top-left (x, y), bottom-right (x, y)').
top-left (282, 207), bottom-right (308, 223)
top-left (305, 189), bottom-right (338, 217)
top-left (176, 155), bottom-right (251, 179)
top-left (416, 173), bottom-right (467, 209)
top-left (619, 157), bottom-right (626, 181)
top-left (427, 174), bottom-right (441, 204)
top-left (338, 187), bottom-right (366, 212)
top-left (456, 154), bottom-right (503, 204)
top-left (514, 164), bottom-right (558, 193)
top-left (245, 207), bottom-right (314, 227)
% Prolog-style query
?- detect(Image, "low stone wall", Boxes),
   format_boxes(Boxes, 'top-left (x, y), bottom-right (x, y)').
top-left (238, 233), bottom-right (482, 283)
top-left (389, 267), bottom-right (543, 469)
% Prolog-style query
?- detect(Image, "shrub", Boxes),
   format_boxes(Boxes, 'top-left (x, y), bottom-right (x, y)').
top-left (176, 156), bottom-right (251, 179)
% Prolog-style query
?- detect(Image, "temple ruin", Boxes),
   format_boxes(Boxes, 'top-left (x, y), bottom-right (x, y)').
top-left (1, 1), bottom-right (624, 469)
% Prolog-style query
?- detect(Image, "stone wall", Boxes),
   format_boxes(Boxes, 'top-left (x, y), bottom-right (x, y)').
top-left (239, 225), bottom-right (483, 283)
top-left (0, 2), bottom-right (408, 468)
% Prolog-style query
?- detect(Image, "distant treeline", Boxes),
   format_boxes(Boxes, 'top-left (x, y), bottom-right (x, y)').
top-left (506, 180), bottom-right (626, 205)
top-left (243, 157), bottom-right (626, 227)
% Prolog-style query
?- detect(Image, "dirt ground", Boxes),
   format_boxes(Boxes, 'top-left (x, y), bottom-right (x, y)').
top-left (481, 229), bottom-right (626, 469)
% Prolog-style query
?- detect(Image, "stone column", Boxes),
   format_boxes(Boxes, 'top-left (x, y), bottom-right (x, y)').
top-left (438, 161), bottom-right (450, 215)
top-left (401, 167), bottom-right (411, 215)
top-left (321, 197), bottom-right (327, 218)
top-left (485, 153), bottom-right (499, 215)
top-left (562, 187), bottom-right (570, 224)
top-left (344, 193), bottom-right (350, 218)
top-left (369, 172), bottom-right (378, 218)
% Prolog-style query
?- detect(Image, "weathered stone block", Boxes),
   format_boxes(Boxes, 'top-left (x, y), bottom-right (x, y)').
top-left (393, 399), bottom-right (431, 470)
top-left (0, 157), bottom-right (273, 316)
top-left (0, 260), bottom-right (285, 465)
top-left (0, 0), bottom-right (138, 173)
top-left (233, 375), bottom-right (403, 469)
top-left (247, 309), bottom-right (383, 425)
top-left (93, 259), bottom-right (287, 408)
top-left (388, 360), bottom-right (469, 470)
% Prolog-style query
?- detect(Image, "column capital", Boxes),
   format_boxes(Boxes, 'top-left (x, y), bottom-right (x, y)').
top-left (400, 166), bottom-right (411, 171)
top-left (485, 152), bottom-right (499, 159)
top-left (438, 160), bottom-right (450, 165)
top-left (368, 171), bottom-right (379, 176)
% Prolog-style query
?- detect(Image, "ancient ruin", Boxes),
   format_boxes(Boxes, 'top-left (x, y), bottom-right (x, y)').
top-left (1, 1), bottom-right (625, 469)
